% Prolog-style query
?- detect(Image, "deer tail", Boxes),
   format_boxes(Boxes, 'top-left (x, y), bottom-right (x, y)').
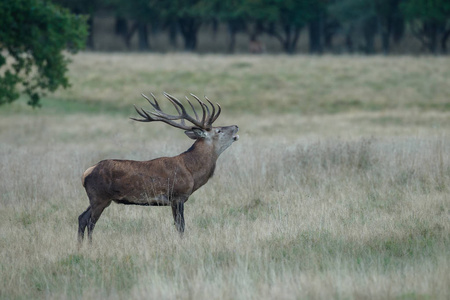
top-left (81, 164), bottom-right (97, 187)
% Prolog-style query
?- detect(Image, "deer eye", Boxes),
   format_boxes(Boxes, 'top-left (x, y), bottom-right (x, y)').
top-left (216, 129), bottom-right (222, 133)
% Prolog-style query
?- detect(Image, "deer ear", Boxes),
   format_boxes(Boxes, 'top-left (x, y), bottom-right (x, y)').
top-left (185, 128), bottom-right (206, 139)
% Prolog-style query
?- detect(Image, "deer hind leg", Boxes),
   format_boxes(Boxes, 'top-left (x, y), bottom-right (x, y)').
top-left (171, 200), bottom-right (185, 235)
top-left (78, 206), bottom-right (91, 245)
top-left (87, 201), bottom-right (111, 244)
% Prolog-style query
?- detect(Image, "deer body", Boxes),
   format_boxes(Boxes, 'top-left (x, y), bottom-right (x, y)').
top-left (78, 93), bottom-right (238, 245)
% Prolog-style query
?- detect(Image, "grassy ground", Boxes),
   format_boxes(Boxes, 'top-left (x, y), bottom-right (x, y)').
top-left (0, 53), bottom-right (449, 299)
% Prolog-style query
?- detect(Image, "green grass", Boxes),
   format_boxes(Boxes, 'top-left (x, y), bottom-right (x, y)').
top-left (0, 53), bottom-right (449, 299)
top-left (4, 54), bottom-right (450, 117)
top-left (44, 54), bottom-right (450, 115)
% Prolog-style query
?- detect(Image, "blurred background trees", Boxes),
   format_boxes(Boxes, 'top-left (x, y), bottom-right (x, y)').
top-left (43, 0), bottom-right (449, 55)
top-left (401, 0), bottom-right (450, 53)
top-left (3, 0), bottom-right (450, 56)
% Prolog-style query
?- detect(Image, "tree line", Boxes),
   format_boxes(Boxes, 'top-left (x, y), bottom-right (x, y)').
top-left (54, 0), bottom-right (450, 54)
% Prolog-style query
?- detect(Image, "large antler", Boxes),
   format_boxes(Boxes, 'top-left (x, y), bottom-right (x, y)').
top-left (131, 92), bottom-right (221, 130)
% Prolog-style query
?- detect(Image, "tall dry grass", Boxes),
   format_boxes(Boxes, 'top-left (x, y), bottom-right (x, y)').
top-left (0, 53), bottom-right (449, 299)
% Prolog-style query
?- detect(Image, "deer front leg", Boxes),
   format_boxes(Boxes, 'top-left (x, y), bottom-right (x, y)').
top-left (171, 199), bottom-right (185, 235)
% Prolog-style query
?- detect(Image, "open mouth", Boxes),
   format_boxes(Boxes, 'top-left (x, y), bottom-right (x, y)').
top-left (233, 126), bottom-right (239, 141)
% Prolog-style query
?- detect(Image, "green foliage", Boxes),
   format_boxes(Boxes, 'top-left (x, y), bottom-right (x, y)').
top-left (150, 0), bottom-right (211, 51)
top-left (0, 0), bottom-right (88, 107)
top-left (213, 0), bottom-right (248, 21)
top-left (244, 0), bottom-right (321, 25)
top-left (107, 0), bottom-right (156, 22)
top-left (401, 0), bottom-right (450, 22)
top-left (241, 0), bottom-right (324, 53)
top-left (329, 0), bottom-right (376, 23)
top-left (329, 0), bottom-right (406, 53)
top-left (51, 0), bottom-right (97, 15)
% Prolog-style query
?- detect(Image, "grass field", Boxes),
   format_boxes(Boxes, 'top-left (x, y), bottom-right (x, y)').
top-left (0, 53), bottom-right (449, 299)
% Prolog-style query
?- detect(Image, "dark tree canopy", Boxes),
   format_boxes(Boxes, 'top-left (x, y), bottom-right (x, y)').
top-left (20, 0), bottom-right (450, 55)
top-left (0, 0), bottom-right (88, 107)
top-left (152, 0), bottom-right (211, 51)
top-left (401, 0), bottom-right (450, 53)
top-left (242, 0), bottom-right (321, 54)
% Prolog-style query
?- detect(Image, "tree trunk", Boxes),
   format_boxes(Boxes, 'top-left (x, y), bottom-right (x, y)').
top-left (168, 22), bottom-right (178, 49)
top-left (182, 31), bottom-right (197, 51)
top-left (282, 24), bottom-right (292, 54)
top-left (411, 21), bottom-right (439, 54)
top-left (324, 20), bottom-right (339, 52)
top-left (115, 17), bottom-right (129, 49)
top-left (345, 25), bottom-right (354, 53)
top-left (379, 14), bottom-right (392, 55)
top-left (426, 22), bottom-right (438, 54)
top-left (290, 27), bottom-right (301, 54)
top-left (308, 17), bottom-right (323, 54)
top-left (137, 22), bottom-right (149, 51)
top-left (362, 16), bottom-right (378, 54)
top-left (125, 23), bottom-right (138, 49)
top-left (86, 15), bottom-right (94, 50)
top-left (179, 19), bottom-right (200, 51)
top-left (115, 17), bottom-right (128, 36)
top-left (227, 22), bottom-right (237, 53)
top-left (392, 15), bottom-right (404, 43)
top-left (278, 25), bottom-right (301, 54)
top-left (441, 29), bottom-right (450, 53)
top-left (381, 31), bottom-right (390, 55)
top-left (212, 19), bottom-right (219, 41)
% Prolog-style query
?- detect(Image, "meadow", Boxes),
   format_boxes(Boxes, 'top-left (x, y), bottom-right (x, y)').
top-left (0, 53), bottom-right (449, 299)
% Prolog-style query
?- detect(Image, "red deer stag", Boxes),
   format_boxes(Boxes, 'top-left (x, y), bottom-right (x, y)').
top-left (78, 92), bottom-right (239, 244)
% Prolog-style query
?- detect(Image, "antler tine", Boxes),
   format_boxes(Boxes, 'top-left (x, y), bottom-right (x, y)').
top-left (210, 103), bottom-right (221, 124)
top-left (204, 96), bottom-right (217, 125)
top-left (131, 93), bottom-right (190, 130)
top-left (185, 96), bottom-right (199, 121)
top-left (139, 93), bottom-right (185, 122)
top-left (164, 92), bottom-right (207, 128)
top-left (201, 102), bottom-right (210, 126)
top-left (141, 93), bottom-right (161, 111)
top-left (131, 92), bottom-right (220, 130)
top-left (162, 92), bottom-right (184, 115)
top-left (132, 104), bottom-right (174, 123)
top-left (140, 94), bottom-right (181, 121)
top-left (131, 105), bottom-right (151, 122)
top-left (205, 96), bottom-right (215, 118)
top-left (189, 93), bottom-right (208, 128)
